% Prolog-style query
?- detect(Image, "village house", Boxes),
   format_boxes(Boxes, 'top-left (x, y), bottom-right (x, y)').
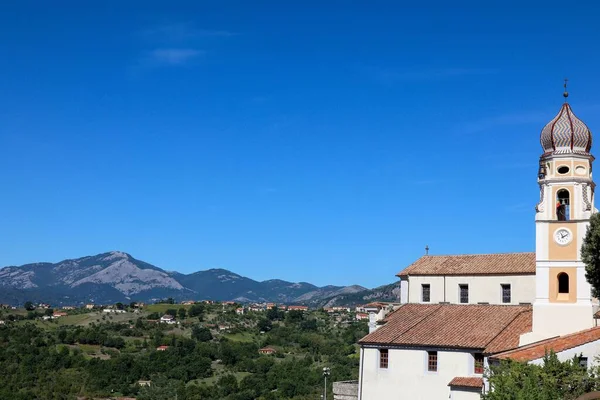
top-left (156, 345), bottom-right (169, 351)
top-left (287, 305), bottom-right (309, 312)
top-left (61, 306), bottom-right (76, 310)
top-left (325, 306), bottom-right (352, 314)
top-left (258, 347), bottom-right (276, 355)
top-left (52, 311), bottom-right (68, 318)
top-left (235, 307), bottom-right (245, 315)
top-left (181, 300), bottom-right (195, 305)
top-left (103, 308), bottom-right (126, 314)
top-left (38, 303), bottom-right (51, 309)
top-left (266, 303), bottom-right (277, 310)
top-left (340, 92), bottom-right (600, 400)
top-left (356, 313), bottom-right (369, 321)
top-left (159, 314), bottom-right (176, 325)
top-left (0, 320), bottom-right (6, 325)
top-left (85, 304), bottom-right (95, 310)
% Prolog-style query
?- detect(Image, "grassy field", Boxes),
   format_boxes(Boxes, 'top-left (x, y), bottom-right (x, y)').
top-left (189, 361), bottom-right (251, 386)
top-left (223, 331), bottom-right (256, 342)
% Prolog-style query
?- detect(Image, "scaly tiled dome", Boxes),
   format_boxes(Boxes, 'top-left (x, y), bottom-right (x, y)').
top-left (540, 102), bottom-right (592, 155)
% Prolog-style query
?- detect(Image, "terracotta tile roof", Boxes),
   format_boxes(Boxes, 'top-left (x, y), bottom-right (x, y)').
top-left (491, 326), bottom-right (600, 362)
top-left (359, 303), bottom-right (532, 354)
top-left (397, 252), bottom-right (535, 277)
top-left (485, 309), bottom-right (533, 354)
top-left (448, 377), bottom-right (484, 388)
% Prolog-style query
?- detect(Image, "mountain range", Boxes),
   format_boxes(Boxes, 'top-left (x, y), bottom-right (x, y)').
top-left (0, 251), bottom-right (400, 307)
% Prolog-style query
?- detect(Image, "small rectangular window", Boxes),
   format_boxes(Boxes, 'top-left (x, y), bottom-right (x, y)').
top-left (459, 284), bottom-right (469, 304)
top-left (379, 349), bottom-right (388, 369)
top-left (579, 357), bottom-right (588, 369)
top-left (428, 351), bottom-right (438, 372)
top-left (422, 284), bottom-right (431, 302)
top-left (474, 353), bottom-right (484, 374)
top-left (501, 284), bottom-right (511, 304)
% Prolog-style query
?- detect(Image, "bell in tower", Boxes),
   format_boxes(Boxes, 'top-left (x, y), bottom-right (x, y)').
top-left (523, 82), bottom-right (597, 345)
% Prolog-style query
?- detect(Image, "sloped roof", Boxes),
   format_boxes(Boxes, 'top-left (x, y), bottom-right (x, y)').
top-left (448, 377), bottom-right (484, 388)
top-left (359, 303), bottom-right (532, 354)
top-left (491, 326), bottom-right (600, 362)
top-left (397, 252), bottom-right (536, 277)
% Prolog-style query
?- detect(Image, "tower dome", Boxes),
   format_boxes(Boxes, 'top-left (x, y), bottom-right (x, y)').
top-left (540, 102), bottom-right (592, 155)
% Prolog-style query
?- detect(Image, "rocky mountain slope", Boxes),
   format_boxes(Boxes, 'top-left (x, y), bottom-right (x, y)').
top-left (0, 251), bottom-right (387, 306)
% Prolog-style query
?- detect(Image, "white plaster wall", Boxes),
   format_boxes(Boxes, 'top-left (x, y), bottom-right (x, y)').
top-left (450, 388), bottom-right (483, 400)
top-left (528, 303), bottom-right (594, 343)
top-left (400, 279), bottom-right (408, 304)
top-left (407, 275), bottom-right (535, 305)
top-left (529, 339), bottom-right (600, 368)
top-left (359, 347), bottom-right (482, 400)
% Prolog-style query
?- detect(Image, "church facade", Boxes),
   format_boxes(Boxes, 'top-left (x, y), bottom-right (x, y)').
top-left (354, 93), bottom-right (600, 400)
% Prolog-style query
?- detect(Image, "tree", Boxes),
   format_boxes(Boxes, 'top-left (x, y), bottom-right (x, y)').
top-left (192, 325), bottom-right (212, 342)
top-left (24, 301), bottom-right (34, 311)
top-left (188, 304), bottom-right (205, 318)
top-left (115, 302), bottom-right (124, 310)
top-left (583, 212), bottom-right (600, 297)
top-left (266, 306), bottom-right (283, 321)
top-left (483, 352), bottom-right (597, 400)
top-left (165, 309), bottom-right (177, 317)
top-left (286, 310), bottom-right (304, 324)
top-left (177, 308), bottom-right (186, 320)
top-left (257, 318), bottom-right (272, 332)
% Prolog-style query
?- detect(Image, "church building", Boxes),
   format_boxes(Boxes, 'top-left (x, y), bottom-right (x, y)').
top-left (354, 89), bottom-right (600, 400)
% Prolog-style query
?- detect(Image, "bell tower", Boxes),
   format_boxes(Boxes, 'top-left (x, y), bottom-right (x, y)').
top-left (523, 84), bottom-right (596, 345)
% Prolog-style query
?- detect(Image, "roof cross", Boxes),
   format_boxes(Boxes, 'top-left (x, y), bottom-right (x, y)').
top-left (564, 78), bottom-right (569, 101)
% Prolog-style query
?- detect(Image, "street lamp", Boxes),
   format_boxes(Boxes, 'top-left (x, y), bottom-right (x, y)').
top-left (322, 367), bottom-right (331, 400)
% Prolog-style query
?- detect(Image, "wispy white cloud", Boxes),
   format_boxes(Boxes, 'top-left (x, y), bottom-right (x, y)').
top-left (133, 23), bottom-right (235, 70)
top-left (147, 48), bottom-right (204, 66)
top-left (364, 66), bottom-right (498, 84)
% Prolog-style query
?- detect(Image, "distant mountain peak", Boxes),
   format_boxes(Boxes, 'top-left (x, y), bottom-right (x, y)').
top-left (0, 251), bottom-right (391, 307)
top-left (101, 251), bottom-right (131, 261)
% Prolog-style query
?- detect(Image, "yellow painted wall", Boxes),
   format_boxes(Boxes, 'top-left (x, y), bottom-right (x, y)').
top-left (547, 224), bottom-right (578, 260)
top-left (549, 267), bottom-right (577, 303)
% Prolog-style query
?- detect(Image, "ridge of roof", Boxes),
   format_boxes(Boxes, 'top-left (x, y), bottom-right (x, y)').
top-left (397, 252), bottom-right (536, 277)
top-left (414, 252), bottom-right (535, 257)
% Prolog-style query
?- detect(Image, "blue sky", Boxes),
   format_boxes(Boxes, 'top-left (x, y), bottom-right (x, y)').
top-left (2, 1), bottom-right (600, 288)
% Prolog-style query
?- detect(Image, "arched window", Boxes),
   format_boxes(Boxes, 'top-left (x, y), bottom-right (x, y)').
top-left (558, 272), bottom-right (569, 294)
top-left (556, 190), bottom-right (570, 221)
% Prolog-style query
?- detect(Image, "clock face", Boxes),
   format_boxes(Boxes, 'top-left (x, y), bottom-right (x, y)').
top-left (554, 228), bottom-right (572, 245)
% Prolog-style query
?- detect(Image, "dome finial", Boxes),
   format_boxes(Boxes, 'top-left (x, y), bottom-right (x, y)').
top-left (563, 78), bottom-right (569, 101)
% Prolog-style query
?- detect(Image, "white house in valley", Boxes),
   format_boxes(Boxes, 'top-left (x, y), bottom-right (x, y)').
top-left (335, 91), bottom-right (600, 400)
